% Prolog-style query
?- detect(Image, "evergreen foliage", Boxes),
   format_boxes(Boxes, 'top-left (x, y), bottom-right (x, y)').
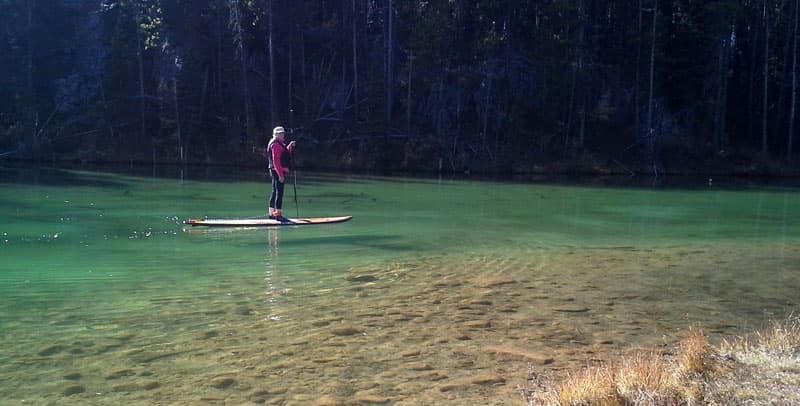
top-left (1, 0), bottom-right (799, 173)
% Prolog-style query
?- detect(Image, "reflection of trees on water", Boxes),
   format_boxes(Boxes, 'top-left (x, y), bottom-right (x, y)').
top-left (264, 228), bottom-right (281, 321)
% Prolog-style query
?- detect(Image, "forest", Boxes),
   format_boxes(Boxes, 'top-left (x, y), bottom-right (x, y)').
top-left (2, 0), bottom-right (800, 175)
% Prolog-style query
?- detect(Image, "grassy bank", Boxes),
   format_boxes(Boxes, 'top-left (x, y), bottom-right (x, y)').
top-left (522, 316), bottom-right (800, 405)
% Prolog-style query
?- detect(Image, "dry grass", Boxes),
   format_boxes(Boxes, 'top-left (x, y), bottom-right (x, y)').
top-left (717, 314), bottom-right (800, 360)
top-left (709, 315), bottom-right (800, 405)
top-left (676, 327), bottom-right (711, 376)
top-left (551, 366), bottom-right (618, 406)
top-left (753, 317), bottom-right (800, 353)
top-left (523, 318), bottom-right (800, 405)
top-left (615, 350), bottom-right (682, 404)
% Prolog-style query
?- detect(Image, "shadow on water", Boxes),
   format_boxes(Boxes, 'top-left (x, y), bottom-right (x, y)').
top-left (0, 167), bottom-right (127, 189)
top-left (1, 162), bottom-right (409, 189)
top-left (4, 162), bottom-right (800, 198)
top-left (281, 234), bottom-right (417, 251)
top-left (0, 162), bottom-right (255, 184)
top-left (508, 172), bottom-right (800, 191)
top-left (0, 197), bottom-right (31, 211)
top-left (186, 230), bottom-right (414, 251)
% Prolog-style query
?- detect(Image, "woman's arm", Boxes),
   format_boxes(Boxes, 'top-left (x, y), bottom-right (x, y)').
top-left (271, 143), bottom-right (288, 178)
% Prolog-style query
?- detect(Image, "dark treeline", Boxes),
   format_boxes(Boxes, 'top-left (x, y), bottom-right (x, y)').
top-left (2, 0), bottom-right (800, 174)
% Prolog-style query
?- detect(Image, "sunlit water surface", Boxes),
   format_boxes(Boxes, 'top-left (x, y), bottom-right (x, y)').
top-left (1, 166), bottom-right (798, 404)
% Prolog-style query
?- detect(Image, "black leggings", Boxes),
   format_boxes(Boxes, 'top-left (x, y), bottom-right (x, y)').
top-left (269, 169), bottom-right (285, 210)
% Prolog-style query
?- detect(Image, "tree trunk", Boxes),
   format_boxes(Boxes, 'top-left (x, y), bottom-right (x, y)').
top-left (720, 26), bottom-right (732, 149)
top-left (217, 0), bottom-right (224, 111)
top-left (635, 0), bottom-right (643, 140)
top-left (135, 6), bottom-right (148, 160)
top-left (762, 0), bottom-right (769, 154)
top-left (576, 0), bottom-right (586, 150)
top-left (565, 59), bottom-right (576, 151)
top-left (197, 66), bottom-right (210, 158)
top-left (714, 37), bottom-right (726, 151)
top-left (230, 0), bottom-right (254, 147)
top-left (483, 71), bottom-right (492, 148)
top-left (789, 0), bottom-right (798, 157)
top-left (341, 55), bottom-right (346, 122)
top-left (352, 0), bottom-right (359, 120)
top-left (157, 78), bottom-right (167, 163)
top-left (579, 98), bottom-right (586, 149)
top-left (267, 0), bottom-right (277, 126)
top-left (100, 80), bottom-right (115, 142)
top-left (566, 0), bottom-right (586, 153)
top-left (748, 9), bottom-right (759, 141)
top-left (646, 0), bottom-right (657, 162)
top-left (385, 0), bottom-right (394, 126)
top-left (173, 77), bottom-right (183, 162)
top-left (776, 2), bottom-right (793, 147)
top-left (407, 52), bottom-right (413, 136)
top-left (26, 0), bottom-right (36, 153)
top-left (301, 28), bottom-right (308, 124)
top-left (288, 18), bottom-right (294, 130)
top-left (241, 54), bottom-right (253, 145)
top-left (455, 71), bottom-right (461, 151)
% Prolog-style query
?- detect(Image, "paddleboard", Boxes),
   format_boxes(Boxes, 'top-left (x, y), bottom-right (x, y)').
top-left (184, 215), bottom-right (352, 227)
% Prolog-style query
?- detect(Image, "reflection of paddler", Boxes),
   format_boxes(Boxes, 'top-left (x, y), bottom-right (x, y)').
top-left (267, 126), bottom-right (296, 221)
top-left (265, 228), bottom-right (282, 320)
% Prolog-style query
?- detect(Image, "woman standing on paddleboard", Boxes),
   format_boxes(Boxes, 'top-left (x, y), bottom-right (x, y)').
top-left (268, 126), bottom-right (295, 220)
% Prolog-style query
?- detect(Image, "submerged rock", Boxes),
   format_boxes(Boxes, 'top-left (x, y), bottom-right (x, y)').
top-left (470, 373), bottom-right (506, 385)
top-left (424, 371), bottom-right (450, 381)
top-left (235, 307), bottom-right (253, 315)
top-left (553, 306), bottom-right (590, 313)
top-left (330, 325), bottom-right (362, 336)
top-left (407, 362), bottom-right (434, 371)
top-left (250, 387), bottom-right (288, 399)
top-left (438, 382), bottom-right (465, 392)
top-left (142, 381), bottom-right (160, 390)
top-left (485, 345), bottom-right (555, 365)
top-left (112, 381), bottom-right (160, 392)
top-left (105, 369), bottom-right (136, 380)
top-left (315, 394), bottom-right (346, 405)
top-left (474, 275), bottom-right (517, 288)
top-left (346, 274), bottom-right (378, 283)
top-left (62, 385), bottom-right (85, 396)
top-left (195, 330), bottom-right (218, 340)
top-left (464, 320), bottom-right (491, 329)
top-left (38, 345), bottom-right (66, 356)
top-left (352, 391), bottom-right (391, 404)
top-left (209, 377), bottom-right (236, 389)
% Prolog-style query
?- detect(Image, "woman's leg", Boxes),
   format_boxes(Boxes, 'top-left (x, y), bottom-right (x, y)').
top-left (269, 170), bottom-right (279, 215)
top-left (274, 176), bottom-right (285, 213)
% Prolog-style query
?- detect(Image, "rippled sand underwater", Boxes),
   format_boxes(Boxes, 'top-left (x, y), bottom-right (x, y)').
top-left (2, 240), bottom-right (798, 405)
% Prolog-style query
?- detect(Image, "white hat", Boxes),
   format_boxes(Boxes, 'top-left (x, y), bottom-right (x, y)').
top-left (273, 126), bottom-right (285, 135)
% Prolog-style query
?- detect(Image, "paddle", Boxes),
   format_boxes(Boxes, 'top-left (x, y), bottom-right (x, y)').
top-left (288, 110), bottom-right (298, 218)
top-left (292, 161), bottom-right (298, 217)
top-left (290, 147), bottom-right (299, 218)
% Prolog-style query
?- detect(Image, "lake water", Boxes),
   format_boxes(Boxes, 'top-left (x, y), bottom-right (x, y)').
top-left (1, 166), bottom-right (798, 405)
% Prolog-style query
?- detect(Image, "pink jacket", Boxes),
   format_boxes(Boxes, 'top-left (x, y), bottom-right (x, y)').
top-left (269, 140), bottom-right (294, 176)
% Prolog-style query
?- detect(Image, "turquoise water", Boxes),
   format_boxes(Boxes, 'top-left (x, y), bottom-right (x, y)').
top-left (1, 166), bottom-right (798, 404)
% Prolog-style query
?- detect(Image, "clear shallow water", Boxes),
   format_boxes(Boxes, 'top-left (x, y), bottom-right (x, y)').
top-left (1, 166), bottom-right (798, 404)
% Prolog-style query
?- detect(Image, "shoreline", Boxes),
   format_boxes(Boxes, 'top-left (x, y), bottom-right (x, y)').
top-left (2, 242), bottom-right (798, 404)
top-left (3, 152), bottom-right (800, 179)
top-left (523, 316), bottom-right (800, 405)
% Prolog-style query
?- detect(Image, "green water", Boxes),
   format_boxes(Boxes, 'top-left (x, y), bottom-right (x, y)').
top-left (1, 166), bottom-right (798, 404)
